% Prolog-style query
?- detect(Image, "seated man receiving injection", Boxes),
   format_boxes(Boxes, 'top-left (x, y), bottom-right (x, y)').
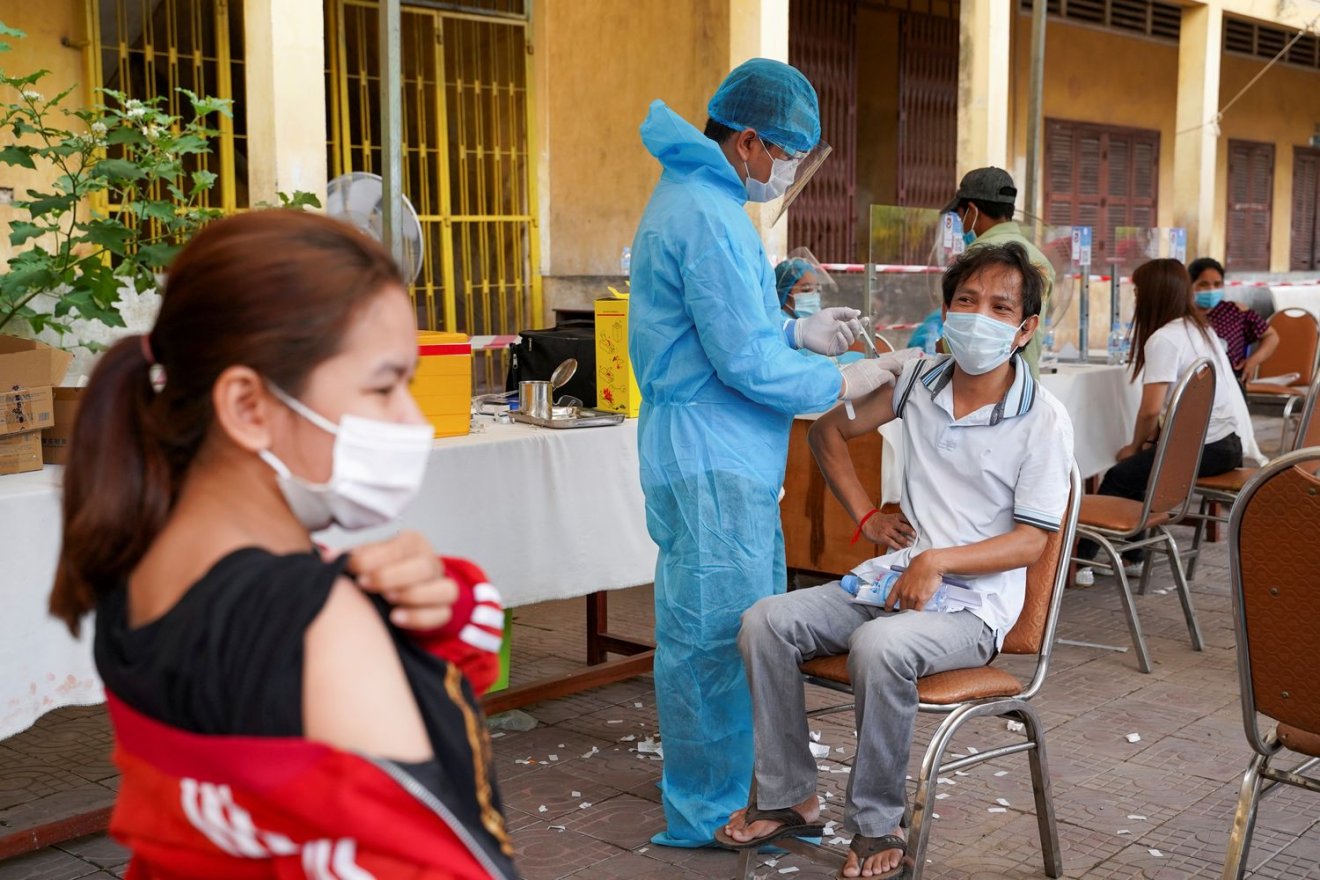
top-left (717, 242), bottom-right (1074, 879)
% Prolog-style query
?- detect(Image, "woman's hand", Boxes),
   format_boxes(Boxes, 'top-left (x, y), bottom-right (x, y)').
top-left (885, 550), bottom-right (945, 612)
top-left (338, 530), bottom-right (459, 630)
top-left (1116, 442), bottom-right (1142, 462)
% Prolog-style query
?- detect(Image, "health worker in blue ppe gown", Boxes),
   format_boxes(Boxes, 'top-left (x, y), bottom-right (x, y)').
top-left (628, 58), bottom-right (896, 848)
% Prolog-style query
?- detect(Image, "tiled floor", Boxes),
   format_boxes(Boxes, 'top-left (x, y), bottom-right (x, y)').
top-left (2, 424), bottom-right (1318, 878)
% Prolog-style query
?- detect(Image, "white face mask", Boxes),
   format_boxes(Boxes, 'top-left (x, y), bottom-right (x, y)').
top-left (259, 384), bottom-right (434, 532)
top-left (745, 138), bottom-right (800, 203)
top-left (942, 312), bottom-right (1025, 375)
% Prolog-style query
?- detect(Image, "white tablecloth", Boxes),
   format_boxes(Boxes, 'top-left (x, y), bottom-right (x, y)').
top-left (1040, 363), bottom-right (1144, 478)
top-left (0, 468), bottom-right (103, 741)
top-left (320, 418), bottom-right (656, 608)
top-left (1269, 285), bottom-right (1320, 320)
top-left (3, 418), bottom-right (655, 740)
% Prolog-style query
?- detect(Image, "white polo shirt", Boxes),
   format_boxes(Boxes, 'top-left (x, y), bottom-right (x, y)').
top-left (850, 354), bottom-right (1075, 648)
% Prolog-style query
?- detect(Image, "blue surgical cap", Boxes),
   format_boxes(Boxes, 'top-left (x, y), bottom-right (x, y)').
top-left (774, 258), bottom-right (813, 307)
top-left (708, 58), bottom-right (821, 156)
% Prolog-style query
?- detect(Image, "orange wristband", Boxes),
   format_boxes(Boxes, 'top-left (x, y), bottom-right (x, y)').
top-left (851, 508), bottom-right (881, 544)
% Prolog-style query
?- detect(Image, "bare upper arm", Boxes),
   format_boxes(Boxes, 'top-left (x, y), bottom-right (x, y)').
top-left (809, 382), bottom-right (898, 448)
top-left (1138, 381), bottom-right (1169, 418)
top-left (303, 577), bottom-right (432, 762)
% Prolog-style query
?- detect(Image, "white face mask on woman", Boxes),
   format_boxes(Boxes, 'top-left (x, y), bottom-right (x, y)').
top-left (258, 384), bottom-right (434, 531)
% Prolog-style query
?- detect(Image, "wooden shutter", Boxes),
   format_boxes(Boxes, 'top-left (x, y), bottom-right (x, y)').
top-left (896, 13), bottom-right (958, 211)
top-left (788, 0), bottom-right (858, 262)
top-left (1291, 148), bottom-right (1320, 271)
top-left (1226, 140), bottom-right (1274, 272)
top-left (1044, 118), bottom-right (1158, 265)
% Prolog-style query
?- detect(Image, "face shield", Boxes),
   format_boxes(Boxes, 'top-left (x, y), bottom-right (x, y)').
top-left (769, 140), bottom-right (831, 226)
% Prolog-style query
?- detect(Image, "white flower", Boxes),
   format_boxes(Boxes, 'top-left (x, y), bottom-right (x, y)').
top-left (142, 124), bottom-right (163, 141)
top-left (20, 89), bottom-right (41, 102)
top-left (90, 121), bottom-right (108, 137)
top-left (126, 106), bottom-right (148, 120)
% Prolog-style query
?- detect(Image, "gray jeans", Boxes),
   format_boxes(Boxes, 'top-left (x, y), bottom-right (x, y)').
top-left (738, 583), bottom-right (996, 836)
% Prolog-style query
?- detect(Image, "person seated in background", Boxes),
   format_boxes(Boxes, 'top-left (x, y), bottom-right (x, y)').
top-left (775, 256), bottom-right (866, 363)
top-left (1077, 259), bottom-right (1255, 570)
top-left (1188, 256), bottom-right (1278, 383)
top-left (48, 210), bottom-right (515, 879)
top-left (715, 243), bottom-right (1073, 879)
top-left (775, 257), bottom-right (819, 319)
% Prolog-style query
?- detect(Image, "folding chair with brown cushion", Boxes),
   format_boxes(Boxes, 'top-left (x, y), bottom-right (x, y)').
top-left (1068, 358), bottom-right (1214, 673)
top-left (733, 466), bottom-right (1082, 880)
top-left (1245, 308), bottom-right (1320, 449)
top-left (1186, 370), bottom-right (1320, 579)
top-left (1220, 449), bottom-right (1320, 880)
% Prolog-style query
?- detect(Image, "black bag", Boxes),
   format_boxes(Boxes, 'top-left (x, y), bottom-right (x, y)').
top-left (505, 320), bottom-right (598, 407)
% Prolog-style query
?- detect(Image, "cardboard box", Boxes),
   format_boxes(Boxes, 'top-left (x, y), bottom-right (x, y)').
top-left (0, 335), bottom-right (72, 391)
top-left (0, 431), bottom-right (43, 475)
top-left (595, 295), bottom-right (641, 417)
top-left (412, 332), bottom-right (472, 438)
top-left (0, 385), bottom-right (54, 475)
top-left (40, 387), bottom-right (84, 466)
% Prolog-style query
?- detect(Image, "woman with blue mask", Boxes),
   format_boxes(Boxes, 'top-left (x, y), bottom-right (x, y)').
top-left (1188, 257), bottom-right (1278, 381)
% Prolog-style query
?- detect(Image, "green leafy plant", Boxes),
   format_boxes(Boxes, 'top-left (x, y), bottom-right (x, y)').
top-left (0, 22), bottom-right (317, 341)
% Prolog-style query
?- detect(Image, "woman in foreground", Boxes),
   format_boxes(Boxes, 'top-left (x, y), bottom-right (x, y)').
top-left (49, 210), bottom-right (515, 879)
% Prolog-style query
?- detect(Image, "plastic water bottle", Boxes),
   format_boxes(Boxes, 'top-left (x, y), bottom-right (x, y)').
top-left (620, 246), bottom-right (631, 277)
top-left (1120, 321), bottom-right (1133, 364)
top-left (1041, 317), bottom-right (1057, 367)
top-left (1106, 325), bottom-right (1123, 365)
top-left (840, 572), bottom-right (952, 612)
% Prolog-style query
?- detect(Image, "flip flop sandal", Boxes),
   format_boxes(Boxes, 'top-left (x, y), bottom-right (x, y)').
top-left (837, 833), bottom-right (910, 880)
top-left (713, 804), bottom-right (825, 851)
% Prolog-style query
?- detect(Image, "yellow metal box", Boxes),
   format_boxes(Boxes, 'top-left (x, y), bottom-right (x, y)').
top-left (412, 332), bottom-right (472, 438)
top-left (595, 295), bottom-right (640, 417)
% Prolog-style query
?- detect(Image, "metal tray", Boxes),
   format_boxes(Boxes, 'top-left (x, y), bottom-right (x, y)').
top-left (510, 408), bottom-right (625, 429)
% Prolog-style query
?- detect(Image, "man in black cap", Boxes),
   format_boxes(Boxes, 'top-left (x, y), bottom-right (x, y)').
top-left (943, 167), bottom-right (1055, 377)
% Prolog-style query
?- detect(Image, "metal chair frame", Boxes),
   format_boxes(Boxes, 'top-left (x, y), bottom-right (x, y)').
top-left (734, 466), bottom-right (1082, 880)
top-left (1245, 308), bottom-right (1320, 451)
top-left (1185, 370), bottom-right (1320, 580)
top-left (1220, 448), bottom-right (1320, 880)
top-left (1066, 359), bottom-right (1214, 673)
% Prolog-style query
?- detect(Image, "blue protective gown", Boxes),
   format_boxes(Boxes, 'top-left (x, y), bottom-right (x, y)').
top-left (629, 101), bottom-right (843, 846)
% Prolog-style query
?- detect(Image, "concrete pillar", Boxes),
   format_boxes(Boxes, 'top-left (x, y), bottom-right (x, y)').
top-left (1173, 3), bottom-right (1223, 259)
top-left (957, 0), bottom-right (1012, 176)
top-left (243, 0), bottom-right (327, 206)
top-left (729, 0), bottom-right (791, 257)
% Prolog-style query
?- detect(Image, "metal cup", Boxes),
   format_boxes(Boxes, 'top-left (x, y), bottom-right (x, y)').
top-left (519, 380), bottom-right (552, 420)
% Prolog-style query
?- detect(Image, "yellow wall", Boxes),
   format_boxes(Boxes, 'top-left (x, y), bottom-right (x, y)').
top-left (534, 0), bottom-right (730, 284)
top-left (1214, 54), bottom-right (1320, 272)
top-left (0, 2), bottom-right (90, 264)
top-left (1010, 16), bottom-right (1180, 228)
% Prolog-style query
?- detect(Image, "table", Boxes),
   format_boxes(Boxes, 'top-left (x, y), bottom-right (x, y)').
top-left (0, 468), bottom-right (102, 742)
top-left (1269, 284), bottom-right (1320, 320)
top-left (2, 419), bottom-right (657, 740)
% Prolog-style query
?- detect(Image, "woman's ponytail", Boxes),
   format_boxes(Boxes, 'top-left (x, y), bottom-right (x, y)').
top-left (50, 335), bottom-right (174, 635)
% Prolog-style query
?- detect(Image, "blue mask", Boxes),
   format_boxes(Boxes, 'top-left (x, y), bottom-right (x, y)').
top-left (962, 230), bottom-right (978, 247)
top-left (943, 312), bottom-right (1024, 375)
top-left (960, 205), bottom-right (979, 247)
top-left (794, 292), bottom-right (821, 317)
top-left (1195, 289), bottom-right (1224, 309)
